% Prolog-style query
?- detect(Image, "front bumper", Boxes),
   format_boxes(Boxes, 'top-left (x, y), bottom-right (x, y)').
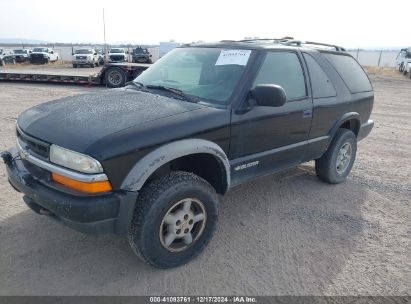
top-left (73, 59), bottom-right (94, 65)
top-left (3, 147), bottom-right (138, 235)
top-left (357, 119), bottom-right (374, 141)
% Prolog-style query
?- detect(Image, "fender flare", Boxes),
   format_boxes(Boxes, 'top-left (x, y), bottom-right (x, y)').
top-left (120, 139), bottom-right (230, 192)
top-left (329, 112), bottom-right (361, 139)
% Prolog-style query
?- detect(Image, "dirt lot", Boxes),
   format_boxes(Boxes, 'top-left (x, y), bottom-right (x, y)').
top-left (0, 76), bottom-right (410, 296)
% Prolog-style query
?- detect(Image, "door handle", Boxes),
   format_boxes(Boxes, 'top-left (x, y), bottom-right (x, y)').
top-left (303, 109), bottom-right (312, 118)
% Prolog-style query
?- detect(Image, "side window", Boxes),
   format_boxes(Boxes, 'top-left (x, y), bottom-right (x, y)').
top-left (323, 53), bottom-right (372, 93)
top-left (303, 53), bottom-right (336, 98)
top-left (253, 52), bottom-right (306, 100)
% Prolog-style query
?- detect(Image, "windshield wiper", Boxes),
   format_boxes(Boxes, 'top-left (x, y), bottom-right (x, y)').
top-left (145, 85), bottom-right (199, 103)
top-left (125, 81), bottom-right (148, 92)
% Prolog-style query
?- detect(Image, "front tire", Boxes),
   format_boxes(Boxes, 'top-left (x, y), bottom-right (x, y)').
top-left (315, 128), bottom-right (357, 184)
top-left (128, 171), bottom-right (219, 268)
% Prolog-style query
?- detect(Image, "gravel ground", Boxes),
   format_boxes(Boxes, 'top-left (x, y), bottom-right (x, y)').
top-left (0, 76), bottom-right (409, 296)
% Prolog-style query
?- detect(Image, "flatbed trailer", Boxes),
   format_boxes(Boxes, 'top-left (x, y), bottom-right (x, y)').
top-left (0, 62), bottom-right (151, 88)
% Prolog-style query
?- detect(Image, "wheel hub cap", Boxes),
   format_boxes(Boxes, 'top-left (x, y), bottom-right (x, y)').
top-left (336, 142), bottom-right (352, 174)
top-left (109, 72), bottom-right (121, 85)
top-left (159, 198), bottom-right (206, 252)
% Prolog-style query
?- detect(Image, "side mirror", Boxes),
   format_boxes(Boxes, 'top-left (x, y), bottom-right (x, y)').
top-left (250, 84), bottom-right (287, 107)
top-left (50, 51), bottom-right (54, 54)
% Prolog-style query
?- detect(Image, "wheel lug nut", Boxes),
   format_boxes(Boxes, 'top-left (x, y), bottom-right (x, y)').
top-left (176, 229), bottom-right (181, 234)
top-left (184, 228), bottom-right (189, 233)
top-left (176, 220), bottom-right (181, 226)
top-left (184, 214), bottom-right (188, 220)
top-left (189, 219), bottom-right (193, 225)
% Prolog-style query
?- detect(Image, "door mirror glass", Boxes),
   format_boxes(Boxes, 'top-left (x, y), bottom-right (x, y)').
top-left (250, 84), bottom-right (287, 107)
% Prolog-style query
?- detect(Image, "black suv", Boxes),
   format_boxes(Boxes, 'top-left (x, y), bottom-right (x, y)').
top-left (2, 39), bottom-right (374, 268)
top-left (131, 47), bottom-right (152, 63)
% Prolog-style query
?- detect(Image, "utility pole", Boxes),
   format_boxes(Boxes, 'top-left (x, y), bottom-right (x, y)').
top-left (377, 50), bottom-right (383, 67)
top-left (103, 8), bottom-right (107, 64)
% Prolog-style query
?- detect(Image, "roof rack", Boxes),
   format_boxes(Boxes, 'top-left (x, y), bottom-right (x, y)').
top-left (238, 37), bottom-right (294, 43)
top-left (220, 37), bottom-right (294, 43)
top-left (218, 38), bottom-right (346, 52)
top-left (282, 40), bottom-right (346, 51)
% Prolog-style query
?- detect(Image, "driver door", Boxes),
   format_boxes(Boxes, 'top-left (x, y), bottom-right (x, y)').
top-left (230, 51), bottom-right (313, 185)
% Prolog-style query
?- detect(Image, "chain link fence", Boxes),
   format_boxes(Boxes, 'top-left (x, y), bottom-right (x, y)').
top-left (348, 50), bottom-right (398, 68)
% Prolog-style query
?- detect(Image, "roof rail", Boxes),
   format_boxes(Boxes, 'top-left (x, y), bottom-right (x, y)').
top-left (282, 40), bottom-right (346, 51)
top-left (238, 37), bottom-right (293, 43)
top-left (218, 38), bottom-right (346, 51)
top-left (220, 37), bottom-right (294, 43)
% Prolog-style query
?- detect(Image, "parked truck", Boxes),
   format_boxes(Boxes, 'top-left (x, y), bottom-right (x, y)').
top-left (131, 47), bottom-right (152, 63)
top-left (29, 47), bottom-right (59, 64)
top-left (72, 48), bottom-right (100, 68)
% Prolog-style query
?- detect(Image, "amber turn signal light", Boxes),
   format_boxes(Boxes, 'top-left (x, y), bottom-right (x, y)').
top-left (52, 173), bottom-right (112, 194)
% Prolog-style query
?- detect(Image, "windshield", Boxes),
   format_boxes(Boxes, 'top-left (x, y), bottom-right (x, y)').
top-left (75, 49), bottom-right (93, 54)
top-left (109, 49), bottom-right (124, 53)
top-left (134, 48), bottom-right (251, 105)
top-left (134, 48), bottom-right (147, 54)
top-left (14, 50), bottom-right (26, 54)
top-left (33, 48), bottom-right (48, 52)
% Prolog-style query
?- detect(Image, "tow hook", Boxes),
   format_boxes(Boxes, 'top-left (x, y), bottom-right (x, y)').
top-left (1, 151), bottom-right (12, 166)
top-left (21, 174), bottom-right (34, 186)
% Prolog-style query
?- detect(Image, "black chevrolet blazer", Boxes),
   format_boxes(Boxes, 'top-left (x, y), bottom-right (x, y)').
top-left (2, 40), bottom-right (374, 268)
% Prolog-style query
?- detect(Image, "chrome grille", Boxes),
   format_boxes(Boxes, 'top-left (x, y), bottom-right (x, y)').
top-left (16, 126), bottom-right (50, 159)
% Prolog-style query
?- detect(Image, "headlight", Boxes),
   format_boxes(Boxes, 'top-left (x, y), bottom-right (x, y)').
top-left (50, 144), bottom-right (103, 174)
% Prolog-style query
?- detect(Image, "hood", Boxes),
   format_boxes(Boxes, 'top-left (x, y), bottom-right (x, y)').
top-left (17, 89), bottom-right (204, 153)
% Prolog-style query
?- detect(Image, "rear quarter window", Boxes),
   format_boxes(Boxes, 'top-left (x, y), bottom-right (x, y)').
top-left (303, 53), bottom-right (336, 98)
top-left (323, 53), bottom-right (372, 93)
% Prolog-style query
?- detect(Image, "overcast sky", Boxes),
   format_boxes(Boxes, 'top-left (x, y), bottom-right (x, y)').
top-left (0, 0), bottom-right (409, 48)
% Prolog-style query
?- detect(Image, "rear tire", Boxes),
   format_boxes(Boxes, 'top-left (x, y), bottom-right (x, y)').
top-left (315, 128), bottom-right (357, 184)
top-left (72, 64), bottom-right (77, 68)
top-left (128, 171), bottom-right (219, 268)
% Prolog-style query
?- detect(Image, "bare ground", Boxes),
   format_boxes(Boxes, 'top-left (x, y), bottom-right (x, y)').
top-left (0, 76), bottom-right (410, 296)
